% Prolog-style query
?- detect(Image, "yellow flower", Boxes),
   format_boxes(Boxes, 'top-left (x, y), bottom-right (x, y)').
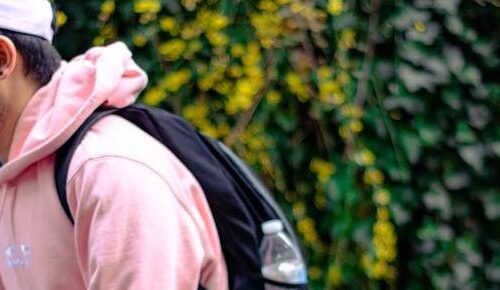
top-left (327, 0), bottom-right (345, 15)
top-left (183, 40), bottom-right (203, 59)
top-left (310, 158), bottom-right (335, 183)
top-left (93, 36), bottom-right (106, 46)
top-left (183, 103), bottom-right (209, 126)
top-left (277, 0), bottom-right (292, 4)
top-left (339, 29), bottom-right (356, 50)
top-left (413, 20), bottom-right (426, 32)
top-left (100, 0), bottom-right (115, 15)
top-left (159, 17), bottom-right (177, 33)
top-left (316, 66), bottom-right (333, 80)
top-left (327, 264), bottom-right (342, 286)
top-left (230, 44), bottom-right (246, 58)
top-left (297, 217), bottom-right (316, 234)
top-left (227, 66), bottom-right (243, 78)
top-left (160, 69), bottom-right (192, 92)
top-left (100, 24), bottom-right (116, 38)
top-left (355, 148), bottom-right (375, 166)
top-left (206, 31), bottom-right (229, 47)
top-left (338, 71), bottom-right (350, 85)
top-left (361, 254), bottom-right (374, 271)
top-left (319, 80), bottom-right (341, 103)
top-left (363, 168), bottom-right (384, 185)
top-left (235, 78), bottom-right (258, 97)
top-left (333, 92), bottom-right (346, 105)
top-left (308, 266), bottom-right (322, 280)
top-left (258, 1), bottom-right (279, 12)
top-left (374, 188), bottom-right (391, 206)
top-left (196, 10), bottom-right (229, 32)
top-left (56, 11), bottom-right (67, 28)
top-left (341, 104), bottom-right (363, 118)
top-left (217, 123), bottom-right (231, 137)
top-left (132, 34), bottom-right (148, 47)
top-left (373, 220), bottom-right (395, 238)
top-left (182, 0), bottom-right (199, 11)
top-left (214, 81), bottom-right (233, 96)
top-left (250, 12), bottom-right (282, 48)
top-left (143, 87), bottom-right (164, 106)
top-left (285, 72), bottom-right (309, 101)
top-left (377, 207), bottom-right (390, 221)
top-left (159, 39), bottom-right (186, 61)
top-left (372, 260), bottom-right (389, 279)
top-left (181, 23), bottom-right (203, 39)
top-left (266, 90), bottom-right (282, 104)
top-left (349, 119), bottom-right (364, 133)
top-left (314, 193), bottom-right (327, 209)
top-left (198, 121), bottom-right (220, 139)
top-left (339, 124), bottom-right (350, 140)
top-left (209, 13), bottom-right (229, 31)
top-left (292, 202), bottom-right (306, 216)
top-left (290, 2), bottom-right (305, 14)
top-left (139, 12), bottom-right (157, 24)
top-left (198, 74), bottom-right (217, 92)
top-left (133, 0), bottom-right (161, 14)
top-left (226, 78), bottom-right (260, 114)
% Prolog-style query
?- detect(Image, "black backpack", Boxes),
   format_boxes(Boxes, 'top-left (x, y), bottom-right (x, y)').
top-left (55, 104), bottom-right (307, 290)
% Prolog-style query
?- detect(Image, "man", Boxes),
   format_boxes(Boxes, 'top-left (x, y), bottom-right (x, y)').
top-left (0, 1), bottom-right (228, 289)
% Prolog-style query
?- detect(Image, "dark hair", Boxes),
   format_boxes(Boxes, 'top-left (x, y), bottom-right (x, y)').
top-left (0, 29), bottom-right (61, 88)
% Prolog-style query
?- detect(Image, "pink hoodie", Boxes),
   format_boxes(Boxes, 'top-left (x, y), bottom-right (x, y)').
top-left (0, 42), bottom-right (228, 290)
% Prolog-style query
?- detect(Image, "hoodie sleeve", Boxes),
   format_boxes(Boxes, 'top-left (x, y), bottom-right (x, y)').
top-left (67, 156), bottom-right (207, 290)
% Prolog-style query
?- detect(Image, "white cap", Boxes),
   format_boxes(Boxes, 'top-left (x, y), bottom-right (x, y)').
top-left (0, 0), bottom-right (55, 42)
top-left (261, 220), bottom-right (284, 234)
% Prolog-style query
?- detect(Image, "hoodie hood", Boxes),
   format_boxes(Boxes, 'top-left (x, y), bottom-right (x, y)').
top-left (0, 42), bottom-right (148, 183)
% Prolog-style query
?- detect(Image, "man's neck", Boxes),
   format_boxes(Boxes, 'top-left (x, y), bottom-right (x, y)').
top-left (0, 80), bottom-right (38, 164)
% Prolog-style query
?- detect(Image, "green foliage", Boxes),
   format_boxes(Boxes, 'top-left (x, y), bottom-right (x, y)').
top-left (54, 0), bottom-right (500, 289)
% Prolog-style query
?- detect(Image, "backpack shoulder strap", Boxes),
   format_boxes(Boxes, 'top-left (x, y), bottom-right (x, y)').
top-left (55, 107), bottom-right (118, 224)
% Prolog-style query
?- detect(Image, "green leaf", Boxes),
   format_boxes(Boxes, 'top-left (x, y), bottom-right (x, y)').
top-left (442, 87), bottom-right (462, 110)
top-left (400, 130), bottom-right (422, 164)
top-left (444, 46), bottom-right (465, 75)
top-left (399, 64), bottom-right (436, 93)
top-left (444, 171), bottom-right (470, 190)
top-left (481, 189), bottom-right (500, 220)
top-left (467, 104), bottom-right (491, 129)
top-left (433, 0), bottom-right (461, 14)
top-left (400, 42), bottom-right (450, 84)
top-left (458, 144), bottom-right (485, 172)
top-left (491, 142), bottom-right (500, 157)
top-left (384, 95), bottom-right (425, 114)
top-left (486, 256), bottom-right (500, 283)
top-left (416, 118), bottom-right (443, 145)
top-left (452, 262), bottom-right (473, 287)
top-left (460, 65), bottom-right (482, 86)
top-left (392, 7), bottom-right (431, 31)
top-left (275, 112), bottom-right (297, 132)
top-left (390, 203), bottom-right (411, 225)
top-left (423, 183), bottom-right (452, 220)
top-left (407, 21), bottom-right (440, 45)
top-left (455, 122), bottom-right (477, 144)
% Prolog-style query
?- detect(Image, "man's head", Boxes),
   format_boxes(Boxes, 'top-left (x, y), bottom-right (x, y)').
top-left (0, 0), bottom-right (63, 162)
top-left (0, 0), bottom-right (61, 88)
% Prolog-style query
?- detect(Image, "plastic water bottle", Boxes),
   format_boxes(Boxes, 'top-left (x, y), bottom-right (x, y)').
top-left (260, 220), bottom-right (308, 290)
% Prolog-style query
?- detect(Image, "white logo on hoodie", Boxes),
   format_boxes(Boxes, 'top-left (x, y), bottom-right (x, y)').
top-left (4, 244), bottom-right (30, 269)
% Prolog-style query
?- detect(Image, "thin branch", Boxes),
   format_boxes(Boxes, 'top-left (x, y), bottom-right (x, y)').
top-left (371, 78), bottom-right (409, 180)
top-left (225, 54), bottom-right (277, 145)
top-left (354, 0), bottom-right (380, 106)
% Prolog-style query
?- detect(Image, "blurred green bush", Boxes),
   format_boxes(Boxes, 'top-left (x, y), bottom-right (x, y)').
top-left (54, 0), bottom-right (500, 289)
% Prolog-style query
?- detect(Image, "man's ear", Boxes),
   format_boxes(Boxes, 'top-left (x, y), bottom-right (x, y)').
top-left (0, 36), bottom-right (17, 80)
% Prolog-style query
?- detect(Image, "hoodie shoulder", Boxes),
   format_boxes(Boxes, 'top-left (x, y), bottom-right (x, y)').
top-left (67, 114), bottom-right (168, 181)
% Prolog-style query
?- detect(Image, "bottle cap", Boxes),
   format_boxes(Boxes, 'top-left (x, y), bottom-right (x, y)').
top-left (261, 219), bottom-right (284, 234)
